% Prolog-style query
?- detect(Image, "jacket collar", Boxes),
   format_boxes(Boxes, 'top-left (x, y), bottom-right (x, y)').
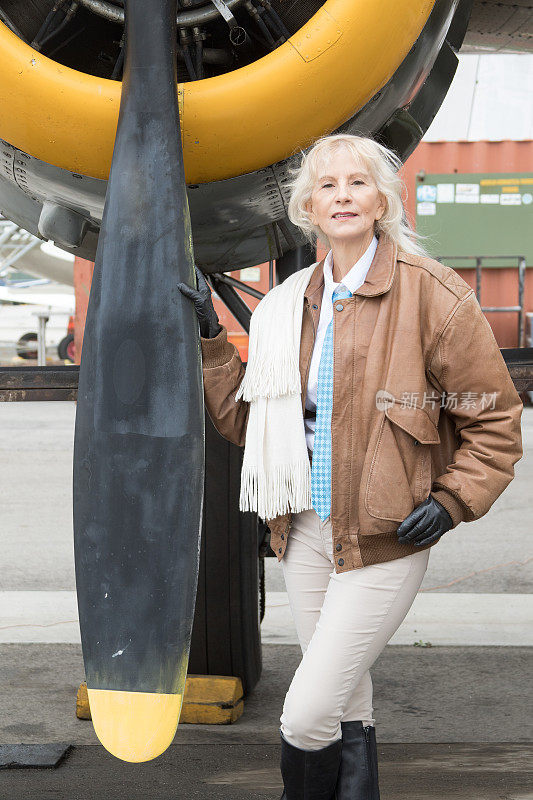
top-left (303, 233), bottom-right (397, 302)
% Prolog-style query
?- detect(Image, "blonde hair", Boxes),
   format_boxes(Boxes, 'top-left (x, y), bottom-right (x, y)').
top-left (287, 133), bottom-right (430, 257)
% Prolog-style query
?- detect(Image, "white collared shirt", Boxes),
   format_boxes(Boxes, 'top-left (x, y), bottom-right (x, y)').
top-left (304, 234), bottom-right (378, 452)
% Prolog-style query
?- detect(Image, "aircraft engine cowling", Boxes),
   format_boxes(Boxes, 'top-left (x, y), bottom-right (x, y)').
top-left (0, 0), bottom-right (529, 270)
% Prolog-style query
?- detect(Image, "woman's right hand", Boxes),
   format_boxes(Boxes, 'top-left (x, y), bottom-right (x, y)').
top-left (178, 265), bottom-right (222, 339)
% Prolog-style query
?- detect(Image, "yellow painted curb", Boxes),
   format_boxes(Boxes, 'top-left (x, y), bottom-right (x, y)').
top-left (77, 674), bottom-right (244, 726)
top-left (76, 681), bottom-right (91, 719)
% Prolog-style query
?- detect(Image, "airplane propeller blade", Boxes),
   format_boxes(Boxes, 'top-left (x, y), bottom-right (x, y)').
top-left (73, 0), bottom-right (204, 763)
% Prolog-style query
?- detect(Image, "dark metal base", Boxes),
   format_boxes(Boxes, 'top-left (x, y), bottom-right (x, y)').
top-left (0, 744), bottom-right (72, 769)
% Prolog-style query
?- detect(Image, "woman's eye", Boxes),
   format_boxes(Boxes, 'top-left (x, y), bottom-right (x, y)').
top-left (320, 180), bottom-right (363, 188)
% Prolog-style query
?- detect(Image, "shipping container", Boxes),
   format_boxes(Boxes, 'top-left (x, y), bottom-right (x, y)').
top-left (401, 141), bottom-right (533, 347)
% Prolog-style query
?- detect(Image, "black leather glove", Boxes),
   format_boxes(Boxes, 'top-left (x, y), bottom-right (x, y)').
top-left (177, 265), bottom-right (222, 339)
top-left (396, 493), bottom-right (453, 547)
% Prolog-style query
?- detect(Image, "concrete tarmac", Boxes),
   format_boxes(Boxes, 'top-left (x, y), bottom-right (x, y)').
top-left (1, 643), bottom-right (532, 799)
top-left (1, 742), bottom-right (532, 800)
top-left (1, 402), bottom-right (531, 594)
top-left (1, 644), bottom-right (532, 745)
top-left (0, 402), bottom-right (532, 799)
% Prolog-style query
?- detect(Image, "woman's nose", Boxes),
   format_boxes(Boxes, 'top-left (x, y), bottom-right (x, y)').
top-left (334, 183), bottom-right (352, 201)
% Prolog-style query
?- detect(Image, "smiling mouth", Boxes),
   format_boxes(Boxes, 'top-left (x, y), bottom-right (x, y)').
top-left (332, 213), bottom-right (358, 218)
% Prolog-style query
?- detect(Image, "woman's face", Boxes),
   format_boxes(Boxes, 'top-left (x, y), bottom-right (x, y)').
top-left (305, 148), bottom-right (385, 247)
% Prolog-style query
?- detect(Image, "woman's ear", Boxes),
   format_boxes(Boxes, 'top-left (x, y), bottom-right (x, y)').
top-left (375, 194), bottom-right (386, 222)
top-left (305, 198), bottom-right (316, 226)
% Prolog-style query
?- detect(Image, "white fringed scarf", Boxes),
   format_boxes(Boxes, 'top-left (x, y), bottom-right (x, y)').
top-left (236, 261), bottom-right (319, 520)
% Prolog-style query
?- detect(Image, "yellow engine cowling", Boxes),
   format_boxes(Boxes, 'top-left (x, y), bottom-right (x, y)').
top-left (0, 0), bottom-right (436, 183)
top-left (3, 0), bottom-right (513, 269)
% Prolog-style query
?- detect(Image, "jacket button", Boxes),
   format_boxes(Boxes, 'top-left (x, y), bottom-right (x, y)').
top-left (281, 533), bottom-right (284, 540)
top-left (338, 558), bottom-right (344, 566)
top-left (278, 547), bottom-right (282, 553)
top-left (335, 303), bottom-right (343, 311)
top-left (335, 543), bottom-right (342, 551)
top-left (312, 304), bottom-right (318, 309)
top-left (414, 440), bottom-right (420, 446)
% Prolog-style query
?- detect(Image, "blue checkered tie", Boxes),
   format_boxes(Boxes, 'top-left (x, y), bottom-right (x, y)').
top-left (311, 285), bottom-right (353, 521)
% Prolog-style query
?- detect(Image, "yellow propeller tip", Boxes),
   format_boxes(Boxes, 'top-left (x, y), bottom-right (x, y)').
top-left (87, 687), bottom-right (183, 763)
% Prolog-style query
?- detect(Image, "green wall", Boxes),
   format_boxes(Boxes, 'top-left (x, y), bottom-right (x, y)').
top-left (415, 172), bottom-right (533, 268)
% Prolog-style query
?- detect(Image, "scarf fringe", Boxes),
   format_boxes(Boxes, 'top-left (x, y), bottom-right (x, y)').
top-left (237, 261), bottom-right (319, 518)
top-left (239, 460), bottom-right (313, 520)
top-left (235, 348), bottom-right (301, 401)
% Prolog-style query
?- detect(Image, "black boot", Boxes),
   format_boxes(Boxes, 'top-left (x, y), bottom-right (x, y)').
top-left (334, 721), bottom-right (381, 799)
top-left (279, 728), bottom-right (342, 800)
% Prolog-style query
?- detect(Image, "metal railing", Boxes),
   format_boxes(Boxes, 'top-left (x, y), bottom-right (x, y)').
top-left (437, 255), bottom-right (527, 348)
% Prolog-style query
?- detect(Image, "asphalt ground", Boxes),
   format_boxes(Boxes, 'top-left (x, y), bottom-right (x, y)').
top-left (1, 742), bottom-right (531, 800)
top-left (1, 402), bottom-right (531, 595)
top-left (1, 644), bottom-right (532, 746)
top-left (1, 644), bottom-right (532, 799)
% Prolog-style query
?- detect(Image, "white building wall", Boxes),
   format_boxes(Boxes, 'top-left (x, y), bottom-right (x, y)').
top-left (423, 54), bottom-right (533, 141)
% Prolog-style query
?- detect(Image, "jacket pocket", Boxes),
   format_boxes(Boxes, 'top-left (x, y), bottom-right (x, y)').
top-left (362, 401), bottom-right (441, 529)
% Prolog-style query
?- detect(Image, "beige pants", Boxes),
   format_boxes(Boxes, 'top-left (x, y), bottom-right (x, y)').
top-left (279, 508), bottom-right (430, 750)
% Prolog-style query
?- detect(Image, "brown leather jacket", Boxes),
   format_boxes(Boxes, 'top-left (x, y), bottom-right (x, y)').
top-left (200, 234), bottom-right (523, 572)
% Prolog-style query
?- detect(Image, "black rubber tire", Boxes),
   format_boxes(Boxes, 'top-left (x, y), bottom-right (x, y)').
top-left (16, 332), bottom-right (38, 360)
top-left (57, 333), bottom-right (75, 362)
top-left (189, 413), bottom-right (262, 697)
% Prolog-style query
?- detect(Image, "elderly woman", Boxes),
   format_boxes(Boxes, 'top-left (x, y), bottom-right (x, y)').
top-left (178, 134), bottom-right (523, 800)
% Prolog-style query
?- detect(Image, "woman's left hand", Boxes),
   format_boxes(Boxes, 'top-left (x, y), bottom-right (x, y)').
top-left (396, 495), bottom-right (453, 547)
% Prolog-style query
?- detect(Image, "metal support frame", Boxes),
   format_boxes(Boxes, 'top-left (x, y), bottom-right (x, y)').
top-left (34, 311), bottom-right (49, 366)
top-left (0, 223), bottom-right (41, 276)
top-left (210, 271), bottom-right (265, 301)
top-left (207, 244), bottom-right (318, 335)
top-left (208, 273), bottom-right (254, 333)
top-left (0, 366), bottom-right (78, 401)
top-left (2, 349), bottom-right (532, 401)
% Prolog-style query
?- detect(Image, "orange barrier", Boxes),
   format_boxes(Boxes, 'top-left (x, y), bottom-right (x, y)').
top-left (228, 332), bottom-right (249, 363)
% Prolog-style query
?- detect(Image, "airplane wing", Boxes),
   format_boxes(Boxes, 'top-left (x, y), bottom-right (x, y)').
top-left (0, 284), bottom-right (74, 311)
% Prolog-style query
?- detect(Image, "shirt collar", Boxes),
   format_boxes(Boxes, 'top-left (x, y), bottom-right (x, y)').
top-left (323, 234), bottom-right (379, 296)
